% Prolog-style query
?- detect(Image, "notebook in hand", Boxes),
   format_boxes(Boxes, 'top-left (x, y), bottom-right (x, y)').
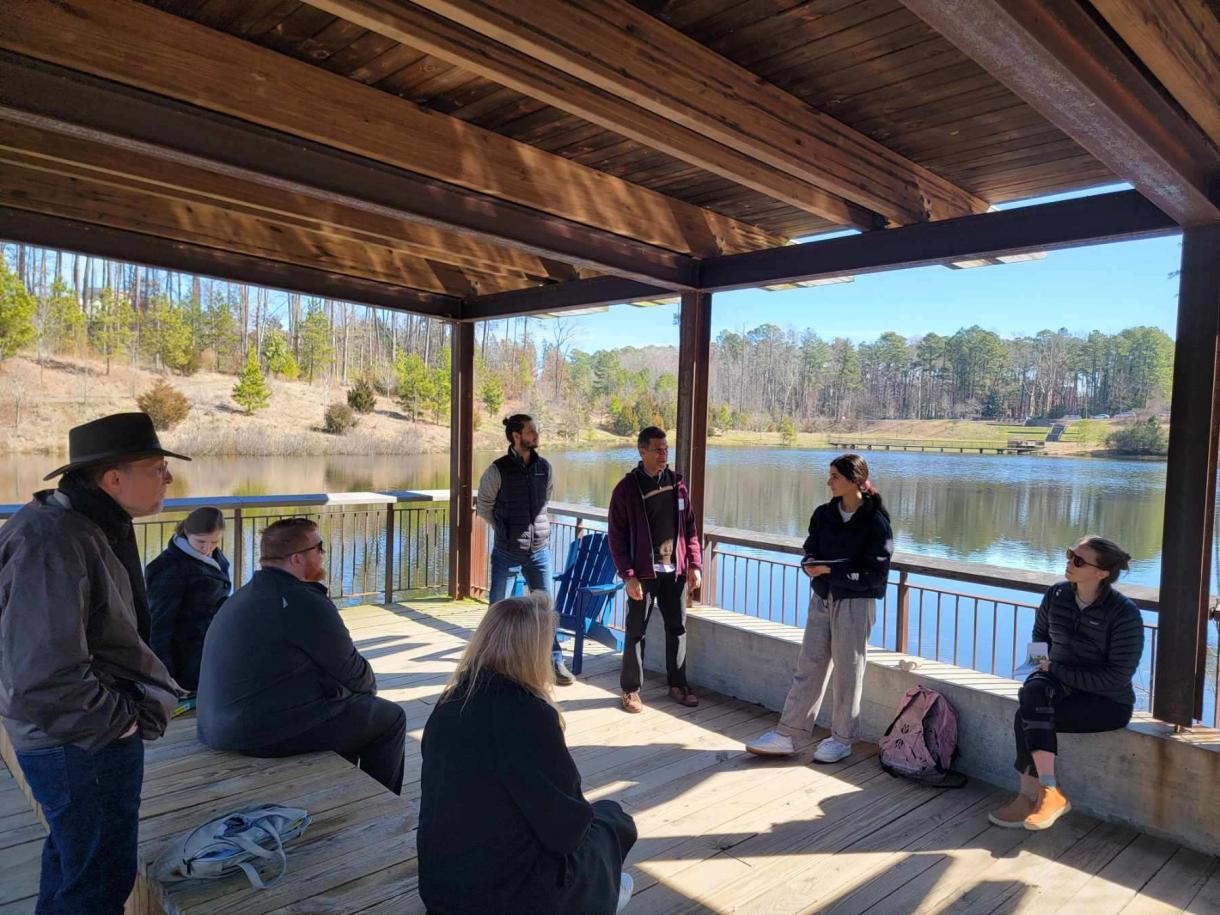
top-left (1013, 641), bottom-right (1049, 680)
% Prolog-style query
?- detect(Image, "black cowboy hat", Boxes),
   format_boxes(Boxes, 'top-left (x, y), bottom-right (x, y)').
top-left (44, 412), bottom-right (192, 480)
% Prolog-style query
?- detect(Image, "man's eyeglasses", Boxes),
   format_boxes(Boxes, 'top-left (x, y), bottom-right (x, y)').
top-left (1066, 548), bottom-right (1100, 569)
top-left (286, 541), bottom-right (325, 558)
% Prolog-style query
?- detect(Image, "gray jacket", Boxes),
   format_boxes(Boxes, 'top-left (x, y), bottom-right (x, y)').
top-left (0, 492), bottom-right (179, 752)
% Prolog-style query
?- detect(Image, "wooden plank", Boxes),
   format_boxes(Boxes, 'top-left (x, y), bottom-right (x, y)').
top-left (0, 52), bottom-right (697, 290)
top-left (1120, 846), bottom-right (1219, 914)
top-left (0, 208), bottom-right (460, 319)
top-left (1, 0), bottom-right (784, 257)
top-left (1091, 0), bottom-right (1220, 152)
top-left (1058, 833), bottom-right (1184, 912)
top-left (408, 0), bottom-right (989, 225)
top-left (899, 0), bottom-right (1220, 226)
top-left (0, 163), bottom-right (505, 297)
top-left (308, 0), bottom-right (879, 228)
top-left (0, 119), bottom-right (580, 283)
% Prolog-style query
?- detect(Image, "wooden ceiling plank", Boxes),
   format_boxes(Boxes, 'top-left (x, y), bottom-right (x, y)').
top-left (0, 120), bottom-right (579, 283)
top-left (901, 0), bottom-right (1220, 225)
top-left (0, 54), bottom-right (697, 287)
top-left (403, 0), bottom-right (988, 223)
top-left (1, 0), bottom-right (779, 257)
top-left (0, 163), bottom-right (520, 297)
top-left (308, 0), bottom-right (879, 228)
top-left (1089, 0), bottom-right (1220, 152)
top-left (0, 206), bottom-right (460, 317)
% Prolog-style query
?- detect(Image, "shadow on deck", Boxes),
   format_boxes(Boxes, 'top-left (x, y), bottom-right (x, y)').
top-left (2, 599), bottom-right (1218, 913)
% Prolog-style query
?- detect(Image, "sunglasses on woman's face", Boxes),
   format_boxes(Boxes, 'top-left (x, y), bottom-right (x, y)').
top-left (1066, 548), bottom-right (1100, 569)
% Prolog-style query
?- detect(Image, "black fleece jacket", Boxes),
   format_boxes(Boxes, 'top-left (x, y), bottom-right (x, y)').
top-left (802, 496), bottom-right (894, 601)
top-left (1034, 581), bottom-right (1144, 706)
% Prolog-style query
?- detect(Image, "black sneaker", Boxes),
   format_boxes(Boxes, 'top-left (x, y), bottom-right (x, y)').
top-left (553, 659), bottom-right (575, 686)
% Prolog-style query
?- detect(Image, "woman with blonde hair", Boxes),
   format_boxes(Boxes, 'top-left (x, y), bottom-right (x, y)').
top-left (418, 592), bottom-right (637, 914)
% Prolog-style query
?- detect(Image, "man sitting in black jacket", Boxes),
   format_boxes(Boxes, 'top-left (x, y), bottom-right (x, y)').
top-left (197, 518), bottom-right (406, 794)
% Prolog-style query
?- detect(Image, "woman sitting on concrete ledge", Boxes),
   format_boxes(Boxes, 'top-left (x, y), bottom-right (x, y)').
top-left (990, 535), bottom-right (1144, 831)
top-left (418, 592), bottom-right (637, 915)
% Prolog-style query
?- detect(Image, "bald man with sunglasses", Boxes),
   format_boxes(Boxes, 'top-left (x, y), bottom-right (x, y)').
top-left (197, 518), bottom-right (406, 794)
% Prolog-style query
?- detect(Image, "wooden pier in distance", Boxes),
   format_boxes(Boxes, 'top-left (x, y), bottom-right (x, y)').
top-left (829, 439), bottom-right (1046, 455)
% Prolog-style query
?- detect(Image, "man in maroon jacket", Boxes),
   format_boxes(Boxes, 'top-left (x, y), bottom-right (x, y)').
top-left (607, 427), bottom-right (702, 713)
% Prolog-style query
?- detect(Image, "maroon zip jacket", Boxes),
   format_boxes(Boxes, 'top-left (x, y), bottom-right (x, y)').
top-left (607, 466), bottom-right (702, 581)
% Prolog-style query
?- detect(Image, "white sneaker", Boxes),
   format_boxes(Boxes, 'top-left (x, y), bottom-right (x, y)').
top-left (813, 736), bottom-right (853, 764)
top-left (616, 871), bottom-right (634, 913)
top-left (745, 730), bottom-right (795, 756)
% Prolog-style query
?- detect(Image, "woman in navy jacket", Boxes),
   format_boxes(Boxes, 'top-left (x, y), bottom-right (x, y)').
top-left (746, 454), bottom-right (894, 763)
top-left (419, 593), bottom-right (636, 915)
top-left (146, 506), bottom-right (231, 692)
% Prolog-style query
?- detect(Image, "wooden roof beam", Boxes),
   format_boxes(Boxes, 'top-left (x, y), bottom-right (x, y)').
top-left (0, 208), bottom-right (460, 317)
top-left (400, 0), bottom-right (990, 226)
top-left (1088, 0), bottom-right (1220, 153)
top-left (308, 0), bottom-right (882, 230)
top-left (464, 190), bottom-right (1177, 317)
top-left (0, 52), bottom-right (693, 290)
top-left (1, 0), bottom-right (781, 260)
top-left (901, 0), bottom-right (1220, 226)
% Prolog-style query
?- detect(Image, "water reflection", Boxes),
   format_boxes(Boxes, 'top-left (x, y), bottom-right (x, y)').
top-left (0, 446), bottom-right (1169, 587)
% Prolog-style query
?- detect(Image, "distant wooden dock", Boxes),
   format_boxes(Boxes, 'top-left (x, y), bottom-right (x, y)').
top-left (829, 439), bottom-right (1046, 455)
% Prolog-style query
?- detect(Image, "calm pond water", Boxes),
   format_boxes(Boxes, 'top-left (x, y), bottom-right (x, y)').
top-left (0, 445), bottom-right (1179, 589)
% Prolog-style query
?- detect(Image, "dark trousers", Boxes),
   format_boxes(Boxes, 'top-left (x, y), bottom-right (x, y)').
top-left (15, 732), bottom-right (144, 915)
top-left (620, 572), bottom-right (687, 693)
top-left (248, 693), bottom-right (407, 795)
top-left (1013, 673), bottom-right (1133, 775)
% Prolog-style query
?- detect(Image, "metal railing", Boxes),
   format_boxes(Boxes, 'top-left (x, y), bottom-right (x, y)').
top-left (0, 490), bottom-right (453, 605)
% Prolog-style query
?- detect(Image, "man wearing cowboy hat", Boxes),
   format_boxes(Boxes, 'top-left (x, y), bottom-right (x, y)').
top-left (0, 412), bottom-right (186, 914)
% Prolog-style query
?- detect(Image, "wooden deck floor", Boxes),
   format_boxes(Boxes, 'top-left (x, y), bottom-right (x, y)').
top-left (3, 599), bottom-right (1219, 913)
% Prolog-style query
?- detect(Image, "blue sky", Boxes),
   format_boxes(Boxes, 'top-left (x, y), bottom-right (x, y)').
top-left (534, 185), bottom-right (1183, 354)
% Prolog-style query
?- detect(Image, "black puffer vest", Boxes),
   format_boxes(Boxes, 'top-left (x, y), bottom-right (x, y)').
top-left (493, 450), bottom-right (551, 554)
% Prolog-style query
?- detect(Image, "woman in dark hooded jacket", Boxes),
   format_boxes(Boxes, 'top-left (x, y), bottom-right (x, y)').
top-left (146, 506), bottom-right (231, 692)
top-left (746, 453), bottom-right (894, 763)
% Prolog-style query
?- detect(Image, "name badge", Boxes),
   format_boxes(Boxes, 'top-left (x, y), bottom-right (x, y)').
top-left (678, 498), bottom-right (685, 510)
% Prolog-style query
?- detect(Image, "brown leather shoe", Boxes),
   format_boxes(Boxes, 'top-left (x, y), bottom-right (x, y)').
top-left (669, 686), bottom-right (699, 707)
top-left (622, 691), bottom-right (643, 714)
top-left (988, 793), bottom-right (1036, 828)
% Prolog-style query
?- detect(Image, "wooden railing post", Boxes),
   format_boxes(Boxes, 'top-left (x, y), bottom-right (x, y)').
top-left (383, 501), bottom-right (396, 606)
top-left (895, 569), bottom-right (910, 653)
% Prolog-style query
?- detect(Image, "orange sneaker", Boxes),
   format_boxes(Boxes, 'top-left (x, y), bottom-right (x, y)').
top-left (1024, 786), bottom-right (1071, 830)
top-left (622, 691), bottom-right (643, 714)
top-left (988, 794), bottom-right (1036, 828)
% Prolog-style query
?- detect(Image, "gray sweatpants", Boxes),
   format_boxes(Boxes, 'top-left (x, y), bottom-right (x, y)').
top-left (776, 593), bottom-right (876, 744)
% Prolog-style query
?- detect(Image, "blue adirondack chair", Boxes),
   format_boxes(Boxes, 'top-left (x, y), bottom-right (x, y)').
top-left (551, 532), bottom-right (624, 674)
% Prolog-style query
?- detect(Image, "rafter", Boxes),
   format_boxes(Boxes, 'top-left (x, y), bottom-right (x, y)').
top-left (402, 0), bottom-right (990, 225)
top-left (0, 207), bottom-right (459, 317)
top-left (308, 0), bottom-right (881, 230)
top-left (901, 0), bottom-right (1220, 226)
top-left (0, 0), bottom-right (783, 258)
top-left (1089, 0), bottom-right (1220, 153)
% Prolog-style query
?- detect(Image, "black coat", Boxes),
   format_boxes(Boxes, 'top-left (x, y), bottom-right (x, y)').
top-left (419, 672), bottom-right (636, 915)
top-left (146, 540), bottom-right (232, 692)
top-left (1033, 582), bottom-right (1144, 706)
top-left (802, 496), bottom-right (895, 601)
top-left (196, 568), bottom-right (376, 751)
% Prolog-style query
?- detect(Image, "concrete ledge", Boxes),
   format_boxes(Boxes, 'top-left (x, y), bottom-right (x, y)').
top-left (641, 605), bottom-right (1220, 856)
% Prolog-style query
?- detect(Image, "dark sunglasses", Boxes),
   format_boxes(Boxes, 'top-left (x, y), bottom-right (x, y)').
top-left (1066, 548), bottom-right (1100, 569)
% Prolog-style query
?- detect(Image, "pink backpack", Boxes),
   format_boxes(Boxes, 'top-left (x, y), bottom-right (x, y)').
top-left (878, 686), bottom-right (967, 788)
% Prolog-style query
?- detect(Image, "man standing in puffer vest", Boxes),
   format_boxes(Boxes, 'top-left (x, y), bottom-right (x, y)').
top-left (476, 413), bottom-right (574, 685)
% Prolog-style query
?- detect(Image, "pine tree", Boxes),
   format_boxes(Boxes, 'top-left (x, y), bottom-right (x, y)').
top-left (87, 289), bottom-right (135, 374)
top-left (0, 257), bottom-right (36, 361)
top-left (232, 349), bottom-right (271, 414)
top-left (479, 376), bottom-right (504, 416)
top-left (32, 277), bottom-right (83, 362)
top-left (299, 304), bottom-right (333, 383)
top-left (143, 296), bottom-right (194, 374)
top-left (263, 327), bottom-right (300, 380)
top-left (394, 352), bottom-right (431, 421)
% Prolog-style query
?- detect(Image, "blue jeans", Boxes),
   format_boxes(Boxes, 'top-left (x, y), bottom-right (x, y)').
top-left (489, 545), bottom-right (562, 663)
top-left (16, 733), bottom-right (144, 915)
